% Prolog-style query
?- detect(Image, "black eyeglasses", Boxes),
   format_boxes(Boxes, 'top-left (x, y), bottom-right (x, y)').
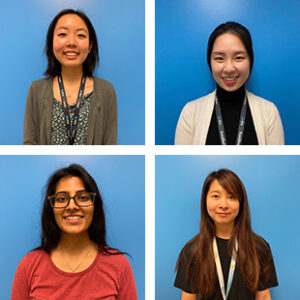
top-left (48, 191), bottom-right (96, 208)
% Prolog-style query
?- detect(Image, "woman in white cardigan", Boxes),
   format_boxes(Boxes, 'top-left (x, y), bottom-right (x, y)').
top-left (175, 22), bottom-right (284, 145)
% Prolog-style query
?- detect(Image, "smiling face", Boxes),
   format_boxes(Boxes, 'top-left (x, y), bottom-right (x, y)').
top-left (206, 179), bottom-right (240, 230)
top-left (53, 176), bottom-right (94, 236)
top-left (52, 14), bottom-right (91, 71)
top-left (210, 33), bottom-right (250, 92)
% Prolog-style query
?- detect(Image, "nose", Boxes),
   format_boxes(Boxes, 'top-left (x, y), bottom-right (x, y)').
top-left (66, 34), bottom-right (77, 47)
top-left (223, 59), bottom-right (236, 73)
top-left (66, 197), bottom-right (79, 210)
top-left (219, 197), bottom-right (229, 209)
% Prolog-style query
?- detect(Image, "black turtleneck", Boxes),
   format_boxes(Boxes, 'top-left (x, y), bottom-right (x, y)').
top-left (205, 85), bottom-right (258, 145)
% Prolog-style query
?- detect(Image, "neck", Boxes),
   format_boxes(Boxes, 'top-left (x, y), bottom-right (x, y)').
top-left (58, 232), bottom-right (95, 254)
top-left (61, 66), bottom-right (83, 84)
top-left (216, 84), bottom-right (245, 103)
top-left (215, 222), bottom-right (234, 239)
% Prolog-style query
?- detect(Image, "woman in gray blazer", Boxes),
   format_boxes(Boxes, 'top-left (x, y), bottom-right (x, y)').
top-left (175, 22), bottom-right (284, 145)
top-left (23, 9), bottom-right (117, 145)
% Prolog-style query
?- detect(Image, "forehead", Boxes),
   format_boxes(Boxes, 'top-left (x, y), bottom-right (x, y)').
top-left (55, 176), bottom-right (85, 192)
top-left (54, 14), bottom-right (88, 31)
top-left (212, 32), bottom-right (247, 53)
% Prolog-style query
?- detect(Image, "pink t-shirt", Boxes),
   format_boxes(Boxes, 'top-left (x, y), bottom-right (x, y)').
top-left (11, 249), bottom-right (138, 300)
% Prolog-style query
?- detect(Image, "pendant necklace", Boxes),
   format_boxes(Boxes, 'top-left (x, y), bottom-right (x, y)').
top-left (57, 246), bottom-right (92, 273)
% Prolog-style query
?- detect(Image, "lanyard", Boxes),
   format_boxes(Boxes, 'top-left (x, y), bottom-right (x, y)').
top-left (213, 237), bottom-right (238, 300)
top-left (58, 74), bottom-right (86, 145)
top-left (215, 95), bottom-right (247, 145)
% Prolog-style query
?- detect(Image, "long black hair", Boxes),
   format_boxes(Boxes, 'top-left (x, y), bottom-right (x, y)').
top-left (37, 164), bottom-right (115, 254)
top-left (207, 21), bottom-right (254, 73)
top-left (44, 9), bottom-right (99, 77)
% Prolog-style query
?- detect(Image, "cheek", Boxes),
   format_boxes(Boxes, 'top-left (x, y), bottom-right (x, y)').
top-left (53, 40), bottom-right (64, 55)
top-left (233, 203), bottom-right (240, 216)
top-left (210, 62), bottom-right (221, 80)
top-left (206, 200), bottom-right (216, 218)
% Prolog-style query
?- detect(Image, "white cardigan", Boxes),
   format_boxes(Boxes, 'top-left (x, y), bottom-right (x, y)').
top-left (175, 90), bottom-right (284, 145)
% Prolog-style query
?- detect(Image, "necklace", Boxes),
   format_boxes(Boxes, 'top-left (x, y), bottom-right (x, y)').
top-left (57, 246), bottom-right (92, 273)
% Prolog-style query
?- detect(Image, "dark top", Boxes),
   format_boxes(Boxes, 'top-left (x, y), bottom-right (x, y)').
top-left (205, 85), bottom-right (258, 145)
top-left (174, 236), bottom-right (278, 300)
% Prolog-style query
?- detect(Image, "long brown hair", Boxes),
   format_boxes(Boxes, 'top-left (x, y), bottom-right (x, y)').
top-left (176, 169), bottom-right (271, 298)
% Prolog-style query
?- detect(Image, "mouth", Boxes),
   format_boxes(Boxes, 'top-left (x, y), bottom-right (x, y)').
top-left (216, 212), bottom-right (230, 217)
top-left (63, 215), bottom-right (84, 224)
top-left (63, 215), bottom-right (83, 220)
top-left (222, 76), bottom-right (239, 85)
top-left (64, 51), bottom-right (79, 59)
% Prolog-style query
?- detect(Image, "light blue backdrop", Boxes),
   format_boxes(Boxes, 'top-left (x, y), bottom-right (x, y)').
top-left (156, 0), bottom-right (300, 145)
top-left (0, 156), bottom-right (145, 300)
top-left (156, 155), bottom-right (300, 299)
top-left (0, 0), bottom-right (144, 145)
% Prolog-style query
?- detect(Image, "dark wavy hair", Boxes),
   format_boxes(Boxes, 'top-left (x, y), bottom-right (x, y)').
top-left (176, 169), bottom-right (272, 298)
top-left (207, 21), bottom-right (254, 74)
top-left (44, 9), bottom-right (99, 77)
top-left (37, 164), bottom-right (115, 254)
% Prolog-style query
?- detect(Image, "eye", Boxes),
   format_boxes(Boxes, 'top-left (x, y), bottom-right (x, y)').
top-left (211, 194), bottom-right (219, 199)
top-left (78, 33), bottom-right (87, 38)
top-left (77, 192), bottom-right (91, 202)
top-left (235, 56), bottom-right (245, 61)
top-left (55, 194), bottom-right (68, 203)
top-left (57, 32), bottom-right (67, 37)
top-left (214, 57), bottom-right (224, 62)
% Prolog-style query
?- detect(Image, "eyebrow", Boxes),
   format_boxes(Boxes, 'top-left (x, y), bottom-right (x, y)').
top-left (212, 51), bottom-right (247, 55)
top-left (208, 190), bottom-right (220, 194)
top-left (55, 26), bottom-right (88, 33)
top-left (56, 189), bottom-right (87, 194)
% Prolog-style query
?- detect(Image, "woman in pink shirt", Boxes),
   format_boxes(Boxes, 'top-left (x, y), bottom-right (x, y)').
top-left (11, 164), bottom-right (137, 300)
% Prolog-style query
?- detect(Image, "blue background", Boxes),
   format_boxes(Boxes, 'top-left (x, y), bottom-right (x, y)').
top-left (0, 0), bottom-right (145, 145)
top-left (0, 156), bottom-right (145, 300)
top-left (156, 0), bottom-right (300, 145)
top-left (156, 155), bottom-right (300, 299)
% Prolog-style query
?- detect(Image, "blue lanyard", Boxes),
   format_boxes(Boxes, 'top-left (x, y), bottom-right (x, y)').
top-left (215, 95), bottom-right (247, 145)
top-left (213, 237), bottom-right (238, 300)
top-left (58, 74), bottom-right (86, 145)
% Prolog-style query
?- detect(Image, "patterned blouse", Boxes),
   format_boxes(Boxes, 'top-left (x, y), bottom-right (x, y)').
top-left (50, 92), bottom-right (93, 145)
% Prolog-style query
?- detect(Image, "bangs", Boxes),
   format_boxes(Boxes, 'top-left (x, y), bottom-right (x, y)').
top-left (214, 174), bottom-right (243, 202)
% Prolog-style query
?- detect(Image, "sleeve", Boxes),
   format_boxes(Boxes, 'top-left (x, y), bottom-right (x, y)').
top-left (11, 256), bottom-right (30, 300)
top-left (23, 82), bottom-right (38, 145)
top-left (174, 246), bottom-right (194, 293)
top-left (118, 257), bottom-right (138, 300)
top-left (102, 85), bottom-right (118, 145)
top-left (266, 102), bottom-right (284, 145)
top-left (257, 243), bottom-right (278, 291)
top-left (174, 102), bottom-right (194, 145)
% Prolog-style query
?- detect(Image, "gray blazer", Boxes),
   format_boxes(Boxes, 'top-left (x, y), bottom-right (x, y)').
top-left (23, 77), bottom-right (117, 145)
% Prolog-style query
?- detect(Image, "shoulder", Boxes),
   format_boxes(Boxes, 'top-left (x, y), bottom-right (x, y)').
top-left (181, 91), bottom-right (215, 112)
top-left (246, 91), bottom-right (278, 112)
top-left (17, 250), bottom-right (48, 271)
top-left (178, 234), bottom-right (199, 262)
top-left (253, 234), bottom-right (273, 256)
top-left (29, 77), bottom-right (52, 89)
top-left (97, 249), bottom-right (132, 273)
top-left (27, 77), bottom-right (52, 98)
top-left (93, 77), bottom-right (115, 93)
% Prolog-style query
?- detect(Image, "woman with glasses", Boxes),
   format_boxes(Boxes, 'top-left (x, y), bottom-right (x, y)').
top-left (175, 22), bottom-right (284, 145)
top-left (11, 164), bottom-right (137, 299)
top-left (23, 9), bottom-right (117, 145)
top-left (174, 169), bottom-right (278, 300)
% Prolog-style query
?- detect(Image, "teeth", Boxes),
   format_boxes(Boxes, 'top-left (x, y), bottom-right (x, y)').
top-left (65, 52), bottom-right (77, 55)
top-left (224, 78), bottom-right (237, 81)
top-left (65, 216), bottom-right (81, 220)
